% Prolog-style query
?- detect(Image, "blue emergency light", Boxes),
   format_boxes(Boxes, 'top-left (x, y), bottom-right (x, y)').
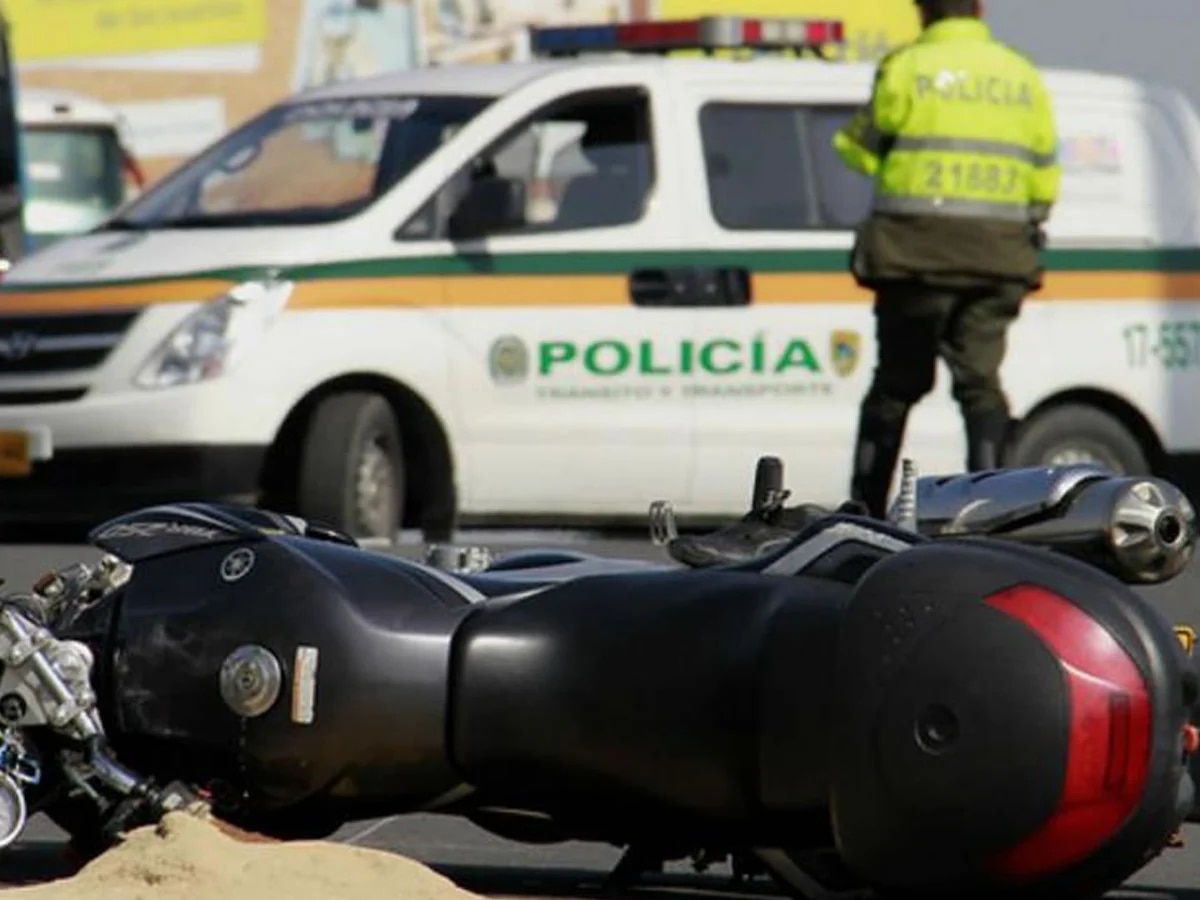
top-left (529, 16), bottom-right (846, 58)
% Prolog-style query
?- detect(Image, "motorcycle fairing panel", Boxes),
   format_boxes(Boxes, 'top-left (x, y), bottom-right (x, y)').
top-left (47, 493), bottom-right (1197, 900)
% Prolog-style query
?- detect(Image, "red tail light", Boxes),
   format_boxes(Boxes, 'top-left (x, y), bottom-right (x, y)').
top-left (984, 584), bottom-right (1151, 879)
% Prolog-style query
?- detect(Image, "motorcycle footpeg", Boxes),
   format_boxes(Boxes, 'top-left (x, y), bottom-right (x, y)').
top-left (648, 500), bottom-right (679, 546)
top-left (153, 780), bottom-right (209, 815)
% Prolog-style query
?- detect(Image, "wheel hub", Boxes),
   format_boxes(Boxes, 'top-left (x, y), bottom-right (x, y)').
top-left (354, 438), bottom-right (397, 538)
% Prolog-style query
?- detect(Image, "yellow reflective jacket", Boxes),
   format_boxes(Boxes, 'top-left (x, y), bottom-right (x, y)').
top-left (834, 18), bottom-right (1061, 289)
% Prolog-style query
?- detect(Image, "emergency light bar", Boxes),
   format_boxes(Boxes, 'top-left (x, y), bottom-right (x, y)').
top-left (529, 16), bottom-right (846, 58)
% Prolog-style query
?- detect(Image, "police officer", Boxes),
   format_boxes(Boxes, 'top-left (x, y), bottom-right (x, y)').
top-left (661, 0), bottom-right (1060, 567)
top-left (835, 0), bottom-right (1061, 518)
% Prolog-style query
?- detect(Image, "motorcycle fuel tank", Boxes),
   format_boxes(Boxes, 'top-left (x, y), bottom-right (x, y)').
top-left (79, 504), bottom-right (480, 824)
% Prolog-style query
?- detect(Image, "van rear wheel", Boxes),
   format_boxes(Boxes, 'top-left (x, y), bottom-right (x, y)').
top-left (1006, 404), bottom-right (1150, 476)
top-left (296, 392), bottom-right (404, 540)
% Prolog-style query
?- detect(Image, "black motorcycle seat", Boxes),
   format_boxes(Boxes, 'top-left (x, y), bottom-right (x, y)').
top-left (457, 551), bottom-right (676, 599)
top-left (454, 515), bottom-right (925, 600)
top-left (703, 514), bottom-right (927, 578)
top-left (448, 567), bottom-right (851, 824)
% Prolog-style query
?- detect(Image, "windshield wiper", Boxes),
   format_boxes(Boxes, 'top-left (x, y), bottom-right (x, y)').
top-left (148, 215), bottom-right (241, 229)
top-left (96, 218), bottom-right (147, 231)
top-left (101, 207), bottom-right (357, 231)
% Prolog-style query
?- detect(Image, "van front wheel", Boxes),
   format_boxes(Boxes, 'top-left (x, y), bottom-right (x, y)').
top-left (1006, 404), bottom-right (1150, 476)
top-left (296, 392), bottom-right (405, 541)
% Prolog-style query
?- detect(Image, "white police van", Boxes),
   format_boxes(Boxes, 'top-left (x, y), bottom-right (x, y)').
top-left (1, 16), bottom-right (1198, 540)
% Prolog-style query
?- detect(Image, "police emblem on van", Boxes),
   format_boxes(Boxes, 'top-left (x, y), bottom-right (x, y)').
top-left (488, 335), bottom-right (529, 384)
top-left (830, 330), bottom-right (861, 378)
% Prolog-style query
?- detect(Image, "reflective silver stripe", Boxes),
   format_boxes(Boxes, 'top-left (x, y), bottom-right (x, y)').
top-left (1029, 202), bottom-right (1052, 222)
top-left (891, 136), bottom-right (1057, 167)
top-left (873, 194), bottom-right (1033, 222)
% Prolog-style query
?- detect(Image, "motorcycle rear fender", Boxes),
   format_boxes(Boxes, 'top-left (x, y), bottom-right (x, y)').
top-left (830, 536), bottom-right (1194, 900)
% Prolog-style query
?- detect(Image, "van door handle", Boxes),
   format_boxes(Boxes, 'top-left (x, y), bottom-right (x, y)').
top-left (629, 266), bottom-right (752, 307)
top-left (629, 268), bottom-right (673, 306)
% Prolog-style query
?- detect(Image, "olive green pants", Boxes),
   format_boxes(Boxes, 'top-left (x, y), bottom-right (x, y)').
top-left (849, 281), bottom-right (1026, 517)
top-left (867, 281), bottom-right (1025, 417)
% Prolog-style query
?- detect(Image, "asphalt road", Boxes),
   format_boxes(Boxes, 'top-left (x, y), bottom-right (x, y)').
top-left (0, 530), bottom-right (1199, 900)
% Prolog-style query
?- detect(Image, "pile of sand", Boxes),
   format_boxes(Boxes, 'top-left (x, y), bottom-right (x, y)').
top-left (6, 811), bottom-right (484, 900)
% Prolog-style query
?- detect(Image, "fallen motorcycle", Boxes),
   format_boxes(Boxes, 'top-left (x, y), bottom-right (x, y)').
top-left (0, 460), bottom-right (1197, 900)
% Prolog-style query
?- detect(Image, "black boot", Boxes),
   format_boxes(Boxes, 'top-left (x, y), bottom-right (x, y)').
top-left (848, 410), bottom-right (907, 520)
top-left (964, 409), bottom-right (1012, 471)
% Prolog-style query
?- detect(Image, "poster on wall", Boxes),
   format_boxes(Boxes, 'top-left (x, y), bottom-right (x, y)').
top-left (291, 0), bottom-right (420, 92)
top-left (652, 0), bottom-right (919, 61)
top-left (417, 0), bottom-right (630, 66)
top-left (6, 0), bottom-right (267, 71)
top-left (10, 0), bottom-right (287, 178)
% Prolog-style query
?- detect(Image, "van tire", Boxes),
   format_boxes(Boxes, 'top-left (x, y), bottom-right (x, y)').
top-left (295, 392), bottom-right (405, 540)
top-left (1006, 404), bottom-right (1150, 476)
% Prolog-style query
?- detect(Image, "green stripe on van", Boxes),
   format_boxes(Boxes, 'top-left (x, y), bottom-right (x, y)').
top-left (5, 246), bottom-right (1200, 292)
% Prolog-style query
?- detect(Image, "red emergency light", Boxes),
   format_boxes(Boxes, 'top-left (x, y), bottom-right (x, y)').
top-left (530, 16), bottom-right (846, 58)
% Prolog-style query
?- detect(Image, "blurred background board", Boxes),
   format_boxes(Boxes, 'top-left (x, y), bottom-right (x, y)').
top-left (3, 0), bottom-right (630, 183)
top-left (8, 0), bottom-right (1198, 190)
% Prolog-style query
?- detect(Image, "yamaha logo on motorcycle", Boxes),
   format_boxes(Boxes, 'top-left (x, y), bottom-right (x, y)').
top-left (0, 458), bottom-right (1196, 900)
top-left (219, 548), bottom-right (256, 583)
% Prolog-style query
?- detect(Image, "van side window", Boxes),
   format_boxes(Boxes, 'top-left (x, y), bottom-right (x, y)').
top-left (698, 103), bottom-right (873, 231)
top-left (398, 88), bottom-right (654, 241)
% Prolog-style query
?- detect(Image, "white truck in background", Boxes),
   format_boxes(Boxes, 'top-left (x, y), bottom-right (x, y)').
top-left (17, 88), bottom-right (143, 257)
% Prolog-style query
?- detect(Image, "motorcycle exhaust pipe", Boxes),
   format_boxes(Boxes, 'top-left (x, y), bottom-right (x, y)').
top-left (992, 475), bottom-right (1196, 585)
top-left (904, 466), bottom-right (1197, 585)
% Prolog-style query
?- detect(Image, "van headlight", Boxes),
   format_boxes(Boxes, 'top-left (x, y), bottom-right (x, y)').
top-left (134, 279), bottom-right (293, 389)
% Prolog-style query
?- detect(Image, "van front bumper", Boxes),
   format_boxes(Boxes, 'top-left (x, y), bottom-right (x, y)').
top-left (0, 443), bottom-right (269, 532)
top-left (0, 372), bottom-right (293, 531)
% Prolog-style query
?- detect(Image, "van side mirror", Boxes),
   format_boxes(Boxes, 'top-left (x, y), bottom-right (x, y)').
top-left (447, 176), bottom-right (526, 240)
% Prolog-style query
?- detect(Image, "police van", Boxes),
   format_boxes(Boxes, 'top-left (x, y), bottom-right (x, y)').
top-left (1, 16), bottom-right (1198, 540)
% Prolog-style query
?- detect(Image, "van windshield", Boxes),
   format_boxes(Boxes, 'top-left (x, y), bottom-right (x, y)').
top-left (22, 124), bottom-right (125, 250)
top-left (106, 94), bottom-right (493, 230)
